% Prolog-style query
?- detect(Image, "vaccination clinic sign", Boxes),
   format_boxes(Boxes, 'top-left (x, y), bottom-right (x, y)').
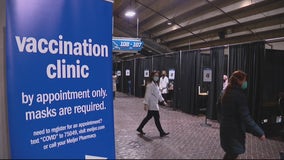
top-left (6, 0), bottom-right (115, 159)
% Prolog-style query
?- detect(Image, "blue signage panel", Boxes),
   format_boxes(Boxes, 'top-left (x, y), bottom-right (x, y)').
top-left (112, 37), bottom-right (144, 52)
top-left (6, 0), bottom-right (115, 159)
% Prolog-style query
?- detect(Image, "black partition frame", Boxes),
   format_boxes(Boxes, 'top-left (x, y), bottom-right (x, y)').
top-left (115, 50), bottom-right (223, 117)
top-left (113, 41), bottom-right (277, 122)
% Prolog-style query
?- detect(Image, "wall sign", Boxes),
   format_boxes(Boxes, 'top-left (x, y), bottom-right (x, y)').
top-left (116, 70), bottom-right (121, 76)
top-left (169, 69), bottom-right (175, 80)
top-left (125, 69), bottom-right (130, 76)
top-left (203, 68), bottom-right (212, 82)
top-left (6, 0), bottom-right (115, 159)
top-left (144, 70), bottom-right (149, 78)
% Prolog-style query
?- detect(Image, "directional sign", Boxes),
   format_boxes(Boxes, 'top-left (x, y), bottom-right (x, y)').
top-left (113, 37), bottom-right (144, 52)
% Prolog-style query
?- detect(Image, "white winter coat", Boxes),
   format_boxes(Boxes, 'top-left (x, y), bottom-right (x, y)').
top-left (143, 82), bottom-right (164, 111)
top-left (159, 76), bottom-right (169, 94)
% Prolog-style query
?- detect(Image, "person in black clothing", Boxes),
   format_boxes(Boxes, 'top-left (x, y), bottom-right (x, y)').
top-left (220, 70), bottom-right (266, 159)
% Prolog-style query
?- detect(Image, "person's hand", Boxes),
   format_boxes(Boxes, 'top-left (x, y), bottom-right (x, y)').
top-left (259, 135), bottom-right (266, 141)
top-left (163, 101), bottom-right (168, 106)
top-left (144, 104), bottom-right (148, 111)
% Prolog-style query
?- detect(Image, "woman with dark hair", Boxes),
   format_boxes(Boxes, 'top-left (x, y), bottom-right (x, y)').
top-left (220, 70), bottom-right (266, 159)
top-left (137, 71), bottom-right (169, 137)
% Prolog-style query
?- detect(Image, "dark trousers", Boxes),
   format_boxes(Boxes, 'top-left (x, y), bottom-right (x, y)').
top-left (137, 110), bottom-right (165, 134)
top-left (162, 93), bottom-right (168, 102)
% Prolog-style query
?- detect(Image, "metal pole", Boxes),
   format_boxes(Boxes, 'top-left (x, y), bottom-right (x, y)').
top-left (121, 62), bottom-right (124, 93)
top-left (227, 46), bottom-right (230, 75)
top-left (151, 56), bottom-right (154, 71)
top-left (136, 17), bottom-right (139, 38)
top-left (133, 58), bottom-right (136, 96)
top-left (112, 16), bottom-right (114, 36)
top-left (0, 0), bottom-right (10, 158)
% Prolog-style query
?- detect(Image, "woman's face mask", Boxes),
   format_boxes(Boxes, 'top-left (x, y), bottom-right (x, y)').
top-left (241, 81), bottom-right (247, 90)
top-left (153, 76), bottom-right (159, 82)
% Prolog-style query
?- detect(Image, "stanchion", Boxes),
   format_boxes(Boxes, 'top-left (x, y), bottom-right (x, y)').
top-left (198, 86), bottom-right (211, 127)
top-left (201, 116), bottom-right (212, 127)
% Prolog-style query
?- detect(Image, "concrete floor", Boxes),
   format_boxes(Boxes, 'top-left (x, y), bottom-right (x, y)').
top-left (114, 92), bottom-right (284, 159)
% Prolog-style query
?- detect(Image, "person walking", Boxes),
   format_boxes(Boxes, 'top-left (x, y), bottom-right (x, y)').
top-left (137, 71), bottom-right (169, 137)
top-left (220, 70), bottom-right (265, 159)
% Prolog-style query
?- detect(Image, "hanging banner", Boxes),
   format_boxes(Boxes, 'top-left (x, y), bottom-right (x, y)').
top-left (112, 37), bottom-right (144, 52)
top-left (6, 0), bottom-right (115, 159)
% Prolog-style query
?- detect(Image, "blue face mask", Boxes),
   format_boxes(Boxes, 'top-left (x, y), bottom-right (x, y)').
top-left (241, 81), bottom-right (247, 90)
top-left (153, 76), bottom-right (159, 82)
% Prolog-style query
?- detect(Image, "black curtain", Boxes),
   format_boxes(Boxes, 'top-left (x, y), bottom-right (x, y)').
top-left (262, 49), bottom-right (284, 130)
top-left (122, 60), bottom-right (134, 95)
top-left (207, 47), bottom-right (225, 120)
top-left (152, 55), bottom-right (163, 71)
top-left (263, 49), bottom-right (284, 103)
top-left (152, 53), bottom-right (178, 72)
top-left (229, 41), bottom-right (265, 122)
top-left (135, 57), bottom-right (152, 97)
top-left (175, 50), bottom-right (201, 114)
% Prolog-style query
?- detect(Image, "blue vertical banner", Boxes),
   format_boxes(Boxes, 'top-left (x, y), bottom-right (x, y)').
top-left (6, 0), bottom-right (115, 159)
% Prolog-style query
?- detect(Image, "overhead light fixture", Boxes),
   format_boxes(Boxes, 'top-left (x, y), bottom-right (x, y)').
top-left (167, 21), bottom-right (172, 25)
top-left (226, 28), bottom-right (232, 34)
top-left (172, 25), bottom-right (179, 30)
top-left (125, 10), bottom-right (136, 17)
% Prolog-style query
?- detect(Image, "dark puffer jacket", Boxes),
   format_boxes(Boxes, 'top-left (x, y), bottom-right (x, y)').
top-left (220, 86), bottom-right (264, 154)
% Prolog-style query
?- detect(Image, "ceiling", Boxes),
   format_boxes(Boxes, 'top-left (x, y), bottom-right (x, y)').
top-left (113, 0), bottom-right (284, 60)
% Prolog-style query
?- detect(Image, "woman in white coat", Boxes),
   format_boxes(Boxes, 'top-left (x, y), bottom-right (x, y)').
top-left (137, 71), bottom-right (169, 137)
top-left (159, 70), bottom-right (169, 102)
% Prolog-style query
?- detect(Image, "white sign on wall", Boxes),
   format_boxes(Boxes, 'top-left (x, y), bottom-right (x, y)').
top-left (144, 70), bottom-right (149, 77)
top-left (169, 69), bottom-right (175, 80)
top-left (125, 69), bottom-right (130, 76)
top-left (116, 70), bottom-right (121, 76)
top-left (203, 68), bottom-right (212, 82)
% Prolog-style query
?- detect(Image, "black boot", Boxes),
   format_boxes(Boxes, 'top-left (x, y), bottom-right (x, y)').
top-left (136, 128), bottom-right (145, 135)
top-left (160, 132), bottom-right (169, 137)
